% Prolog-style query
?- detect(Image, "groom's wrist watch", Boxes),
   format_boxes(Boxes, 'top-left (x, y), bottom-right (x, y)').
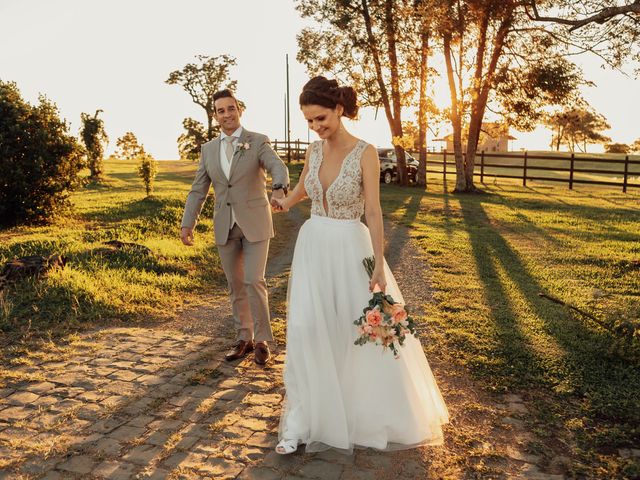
top-left (272, 183), bottom-right (289, 195)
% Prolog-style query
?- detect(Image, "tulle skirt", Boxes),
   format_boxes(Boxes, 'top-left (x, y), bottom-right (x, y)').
top-left (278, 215), bottom-right (449, 453)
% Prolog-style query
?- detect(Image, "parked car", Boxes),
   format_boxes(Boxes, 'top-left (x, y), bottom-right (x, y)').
top-left (377, 148), bottom-right (418, 184)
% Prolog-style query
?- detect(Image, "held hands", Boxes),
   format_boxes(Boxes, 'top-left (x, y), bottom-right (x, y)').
top-left (369, 266), bottom-right (387, 293)
top-left (181, 227), bottom-right (195, 246)
top-left (270, 191), bottom-right (289, 213)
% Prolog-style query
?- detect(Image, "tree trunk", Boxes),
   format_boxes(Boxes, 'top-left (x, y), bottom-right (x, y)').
top-left (443, 33), bottom-right (466, 192)
top-left (360, 0), bottom-right (407, 186)
top-left (417, 28), bottom-right (429, 187)
top-left (464, 14), bottom-right (512, 192)
top-left (384, 0), bottom-right (407, 186)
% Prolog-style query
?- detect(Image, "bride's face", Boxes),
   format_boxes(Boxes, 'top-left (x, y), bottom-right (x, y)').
top-left (301, 104), bottom-right (344, 139)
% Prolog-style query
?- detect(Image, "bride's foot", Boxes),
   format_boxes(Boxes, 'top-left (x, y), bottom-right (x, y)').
top-left (276, 438), bottom-right (299, 455)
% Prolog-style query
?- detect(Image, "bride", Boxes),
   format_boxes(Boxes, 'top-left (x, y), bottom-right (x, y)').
top-left (272, 76), bottom-right (449, 455)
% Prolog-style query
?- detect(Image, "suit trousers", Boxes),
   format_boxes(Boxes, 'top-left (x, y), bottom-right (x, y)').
top-left (218, 223), bottom-right (273, 343)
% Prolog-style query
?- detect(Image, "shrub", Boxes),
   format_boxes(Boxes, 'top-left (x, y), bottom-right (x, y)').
top-left (137, 153), bottom-right (158, 197)
top-left (0, 81), bottom-right (84, 227)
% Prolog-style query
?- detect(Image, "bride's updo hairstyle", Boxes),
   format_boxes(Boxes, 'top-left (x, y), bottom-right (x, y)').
top-left (299, 76), bottom-right (359, 119)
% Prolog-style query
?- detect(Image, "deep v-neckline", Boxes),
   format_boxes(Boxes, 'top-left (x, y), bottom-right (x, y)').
top-left (317, 140), bottom-right (361, 215)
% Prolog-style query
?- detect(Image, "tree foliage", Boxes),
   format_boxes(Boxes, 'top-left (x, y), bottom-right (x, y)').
top-left (177, 117), bottom-right (212, 161)
top-left (79, 109), bottom-right (108, 180)
top-left (0, 81), bottom-right (84, 226)
top-left (545, 106), bottom-right (611, 152)
top-left (605, 142), bottom-right (630, 154)
top-left (166, 55), bottom-right (237, 142)
top-left (115, 131), bottom-right (145, 160)
top-left (527, 0), bottom-right (640, 75)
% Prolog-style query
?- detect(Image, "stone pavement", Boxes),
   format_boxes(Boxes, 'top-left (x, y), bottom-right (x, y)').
top-left (0, 327), bottom-right (431, 479)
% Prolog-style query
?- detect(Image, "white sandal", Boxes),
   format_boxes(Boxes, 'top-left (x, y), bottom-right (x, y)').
top-left (275, 438), bottom-right (299, 455)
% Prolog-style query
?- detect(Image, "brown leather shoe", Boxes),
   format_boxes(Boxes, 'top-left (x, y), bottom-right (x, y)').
top-left (225, 340), bottom-right (254, 362)
top-left (254, 341), bottom-right (271, 365)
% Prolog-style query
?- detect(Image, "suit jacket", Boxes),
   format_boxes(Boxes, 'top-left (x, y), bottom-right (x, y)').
top-left (181, 128), bottom-right (289, 245)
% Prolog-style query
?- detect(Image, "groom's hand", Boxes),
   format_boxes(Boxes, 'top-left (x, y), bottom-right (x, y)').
top-left (270, 189), bottom-right (285, 213)
top-left (181, 227), bottom-right (195, 246)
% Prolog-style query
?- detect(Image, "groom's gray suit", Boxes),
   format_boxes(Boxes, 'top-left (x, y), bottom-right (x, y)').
top-left (181, 127), bottom-right (289, 342)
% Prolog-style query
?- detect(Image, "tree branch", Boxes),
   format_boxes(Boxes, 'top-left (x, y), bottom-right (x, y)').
top-left (527, 0), bottom-right (640, 32)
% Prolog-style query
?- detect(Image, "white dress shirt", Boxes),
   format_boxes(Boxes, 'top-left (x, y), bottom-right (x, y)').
top-left (220, 126), bottom-right (243, 228)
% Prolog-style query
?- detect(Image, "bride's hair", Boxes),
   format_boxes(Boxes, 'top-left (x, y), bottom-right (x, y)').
top-left (299, 76), bottom-right (359, 119)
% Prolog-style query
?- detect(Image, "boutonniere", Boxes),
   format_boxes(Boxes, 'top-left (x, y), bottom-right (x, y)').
top-left (236, 142), bottom-right (250, 151)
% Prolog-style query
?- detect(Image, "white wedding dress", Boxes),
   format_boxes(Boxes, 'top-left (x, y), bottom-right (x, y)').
top-left (278, 139), bottom-right (449, 453)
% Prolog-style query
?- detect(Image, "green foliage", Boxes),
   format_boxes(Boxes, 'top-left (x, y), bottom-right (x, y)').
top-left (0, 80), bottom-right (84, 227)
top-left (496, 56), bottom-right (586, 132)
top-left (79, 109), bottom-right (108, 180)
top-left (177, 117), bottom-right (211, 161)
top-left (605, 142), bottom-right (631, 154)
top-left (115, 131), bottom-right (145, 160)
top-left (137, 153), bottom-right (158, 196)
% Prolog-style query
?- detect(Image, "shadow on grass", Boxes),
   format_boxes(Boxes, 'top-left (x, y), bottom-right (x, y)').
top-left (457, 193), bottom-right (640, 447)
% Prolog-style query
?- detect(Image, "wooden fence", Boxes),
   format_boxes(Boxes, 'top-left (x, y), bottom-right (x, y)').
top-left (270, 141), bottom-right (640, 193)
top-left (422, 150), bottom-right (640, 193)
top-left (272, 139), bottom-right (310, 163)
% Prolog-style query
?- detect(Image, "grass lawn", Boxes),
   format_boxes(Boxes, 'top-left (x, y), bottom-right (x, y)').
top-left (379, 178), bottom-right (640, 478)
top-left (0, 160), bottom-right (225, 343)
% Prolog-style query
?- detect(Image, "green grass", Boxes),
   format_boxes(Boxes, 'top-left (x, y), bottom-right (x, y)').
top-left (380, 178), bottom-right (640, 478)
top-left (0, 160), bottom-right (225, 342)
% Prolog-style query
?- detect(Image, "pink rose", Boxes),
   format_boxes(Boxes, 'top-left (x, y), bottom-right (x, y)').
top-left (363, 325), bottom-right (373, 335)
top-left (390, 304), bottom-right (408, 324)
top-left (366, 307), bottom-right (382, 327)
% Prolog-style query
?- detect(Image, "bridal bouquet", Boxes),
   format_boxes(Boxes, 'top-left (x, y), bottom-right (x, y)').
top-left (353, 257), bottom-right (418, 358)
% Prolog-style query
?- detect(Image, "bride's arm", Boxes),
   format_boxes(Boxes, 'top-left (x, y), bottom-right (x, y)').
top-left (362, 145), bottom-right (387, 293)
top-left (273, 146), bottom-right (311, 211)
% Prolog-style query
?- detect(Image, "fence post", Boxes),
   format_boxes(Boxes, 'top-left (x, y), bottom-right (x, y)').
top-left (480, 150), bottom-right (485, 184)
top-left (523, 151), bottom-right (528, 187)
top-left (623, 154), bottom-right (629, 193)
top-left (296, 139), bottom-right (300, 160)
top-left (443, 150), bottom-right (447, 181)
top-left (569, 153), bottom-right (575, 190)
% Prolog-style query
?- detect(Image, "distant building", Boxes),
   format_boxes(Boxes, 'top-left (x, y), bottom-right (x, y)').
top-left (435, 122), bottom-right (516, 152)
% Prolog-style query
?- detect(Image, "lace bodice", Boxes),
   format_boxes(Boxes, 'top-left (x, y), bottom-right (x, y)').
top-left (304, 140), bottom-right (367, 219)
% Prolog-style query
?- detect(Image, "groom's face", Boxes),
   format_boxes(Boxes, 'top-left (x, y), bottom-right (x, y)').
top-left (214, 96), bottom-right (242, 134)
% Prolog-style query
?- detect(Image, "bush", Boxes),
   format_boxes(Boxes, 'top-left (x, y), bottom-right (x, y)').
top-left (605, 143), bottom-right (630, 154)
top-left (0, 81), bottom-right (84, 227)
top-left (137, 153), bottom-right (158, 196)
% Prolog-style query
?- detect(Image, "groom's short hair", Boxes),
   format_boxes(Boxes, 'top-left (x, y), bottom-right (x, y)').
top-left (213, 89), bottom-right (240, 109)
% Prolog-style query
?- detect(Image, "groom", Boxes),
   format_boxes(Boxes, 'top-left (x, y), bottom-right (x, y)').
top-left (180, 89), bottom-right (289, 365)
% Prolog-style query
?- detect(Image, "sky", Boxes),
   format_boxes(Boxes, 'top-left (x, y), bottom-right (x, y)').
top-left (1, 0), bottom-right (638, 159)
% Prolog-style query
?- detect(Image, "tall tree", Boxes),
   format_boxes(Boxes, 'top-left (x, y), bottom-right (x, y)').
top-left (297, 0), bottom-right (426, 185)
top-left (434, 0), bottom-right (589, 192)
top-left (79, 109), bottom-right (108, 181)
top-left (166, 54), bottom-right (237, 146)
